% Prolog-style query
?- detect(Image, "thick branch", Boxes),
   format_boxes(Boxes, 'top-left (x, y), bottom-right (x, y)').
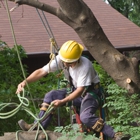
top-left (11, 0), bottom-right (57, 15)
top-left (57, 0), bottom-right (83, 19)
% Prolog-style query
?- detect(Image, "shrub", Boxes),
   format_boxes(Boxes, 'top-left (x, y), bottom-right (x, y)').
top-left (0, 40), bottom-right (28, 135)
top-left (93, 61), bottom-right (140, 140)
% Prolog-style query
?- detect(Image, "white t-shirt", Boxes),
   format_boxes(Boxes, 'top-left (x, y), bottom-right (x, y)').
top-left (42, 55), bottom-right (100, 88)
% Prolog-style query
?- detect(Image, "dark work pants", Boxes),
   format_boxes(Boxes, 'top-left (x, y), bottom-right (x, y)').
top-left (38, 88), bottom-right (115, 138)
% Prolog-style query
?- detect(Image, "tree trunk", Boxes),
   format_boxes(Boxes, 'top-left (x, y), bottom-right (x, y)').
top-left (0, 131), bottom-right (62, 140)
top-left (9, 0), bottom-right (140, 94)
top-left (0, 131), bottom-right (96, 140)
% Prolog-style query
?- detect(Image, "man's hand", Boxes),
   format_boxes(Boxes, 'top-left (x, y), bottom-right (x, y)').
top-left (51, 100), bottom-right (64, 107)
top-left (16, 81), bottom-right (26, 94)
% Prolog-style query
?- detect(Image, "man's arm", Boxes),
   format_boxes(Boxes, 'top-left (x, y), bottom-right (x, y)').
top-left (51, 87), bottom-right (85, 107)
top-left (16, 68), bottom-right (47, 93)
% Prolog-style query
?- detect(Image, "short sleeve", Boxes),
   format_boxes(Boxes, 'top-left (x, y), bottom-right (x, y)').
top-left (42, 55), bottom-right (63, 73)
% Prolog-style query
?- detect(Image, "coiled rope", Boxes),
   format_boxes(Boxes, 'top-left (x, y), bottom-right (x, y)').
top-left (0, 88), bottom-right (55, 140)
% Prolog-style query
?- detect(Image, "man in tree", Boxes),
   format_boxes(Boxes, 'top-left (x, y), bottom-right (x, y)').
top-left (16, 40), bottom-right (130, 140)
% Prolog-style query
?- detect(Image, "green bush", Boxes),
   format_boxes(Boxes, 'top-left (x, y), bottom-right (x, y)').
top-left (93, 61), bottom-right (140, 140)
top-left (0, 41), bottom-right (28, 135)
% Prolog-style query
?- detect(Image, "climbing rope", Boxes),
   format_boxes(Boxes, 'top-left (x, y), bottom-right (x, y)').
top-left (0, 88), bottom-right (55, 140)
top-left (36, 9), bottom-right (59, 50)
top-left (1, 1), bottom-right (56, 139)
top-left (35, 9), bottom-right (59, 72)
top-left (5, 0), bottom-right (37, 114)
top-left (35, 7), bottom-right (62, 126)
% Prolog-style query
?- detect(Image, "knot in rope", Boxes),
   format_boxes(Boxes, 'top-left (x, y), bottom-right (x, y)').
top-left (0, 88), bottom-right (28, 119)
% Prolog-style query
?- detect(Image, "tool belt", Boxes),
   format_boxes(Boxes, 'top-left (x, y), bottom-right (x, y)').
top-left (92, 118), bottom-right (104, 132)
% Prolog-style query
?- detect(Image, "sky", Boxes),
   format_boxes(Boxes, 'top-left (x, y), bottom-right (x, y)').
top-left (104, 0), bottom-right (109, 4)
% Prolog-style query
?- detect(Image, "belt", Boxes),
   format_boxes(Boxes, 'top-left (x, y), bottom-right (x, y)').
top-left (81, 82), bottom-right (100, 98)
top-left (92, 82), bottom-right (100, 89)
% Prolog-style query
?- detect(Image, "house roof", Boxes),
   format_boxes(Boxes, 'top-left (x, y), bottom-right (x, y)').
top-left (0, 0), bottom-right (140, 55)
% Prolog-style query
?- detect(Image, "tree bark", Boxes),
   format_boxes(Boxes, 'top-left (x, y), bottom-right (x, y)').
top-left (0, 131), bottom-right (96, 140)
top-left (9, 0), bottom-right (140, 94)
top-left (0, 131), bottom-right (61, 140)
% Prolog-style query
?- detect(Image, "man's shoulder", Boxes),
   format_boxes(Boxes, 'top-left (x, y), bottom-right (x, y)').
top-left (81, 56), bottom-right (91, 64)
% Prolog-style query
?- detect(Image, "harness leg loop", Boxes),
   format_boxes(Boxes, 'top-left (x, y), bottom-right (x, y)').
top-left (39, 103), bottom-right (49, 111)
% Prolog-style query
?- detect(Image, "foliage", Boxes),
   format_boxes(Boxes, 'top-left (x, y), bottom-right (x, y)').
top-left (0, 40), bottom-right (28, 135)
top-left (105, 0), bottom-right (140, 26)
top-left (104, 84), bottom-right (140, 140)
top-left (54, 124), bottom-right (100, 140)
top-left (94, 62), bottom-right (140, 140)
top-left (0, 41), bottom-right (27, 100)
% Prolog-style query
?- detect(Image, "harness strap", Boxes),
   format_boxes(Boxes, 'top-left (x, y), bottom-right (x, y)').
top-left (89, 91), bottom-right (101, 105)
top-left (39, 103), bottom-right (49, 111)
top-left (72, 107), bottom-right (81, 124)
top-left (72, 106), bottom-right (83, 132)
top-left (81, 83), bottom-right (103, 105)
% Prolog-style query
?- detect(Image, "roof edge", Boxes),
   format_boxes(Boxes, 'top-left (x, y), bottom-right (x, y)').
top-left (116, 45), bottom-right (140, 51)
top-left (26, 45), bottom-right (140, 56)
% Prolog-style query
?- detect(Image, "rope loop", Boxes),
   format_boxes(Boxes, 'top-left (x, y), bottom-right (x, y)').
top-left (17, 88), bottom-right (30, 107)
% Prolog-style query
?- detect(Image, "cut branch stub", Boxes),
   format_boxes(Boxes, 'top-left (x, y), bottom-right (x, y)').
top-left (126, 78), bottom-right (131, 84)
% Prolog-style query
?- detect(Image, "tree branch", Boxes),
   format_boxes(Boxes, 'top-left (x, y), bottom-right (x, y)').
top-left (10, 0), bottom-right (57, 15)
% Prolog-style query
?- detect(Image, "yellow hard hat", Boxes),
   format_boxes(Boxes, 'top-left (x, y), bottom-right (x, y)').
top-left (59, 40), bottom-right (84, 63)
